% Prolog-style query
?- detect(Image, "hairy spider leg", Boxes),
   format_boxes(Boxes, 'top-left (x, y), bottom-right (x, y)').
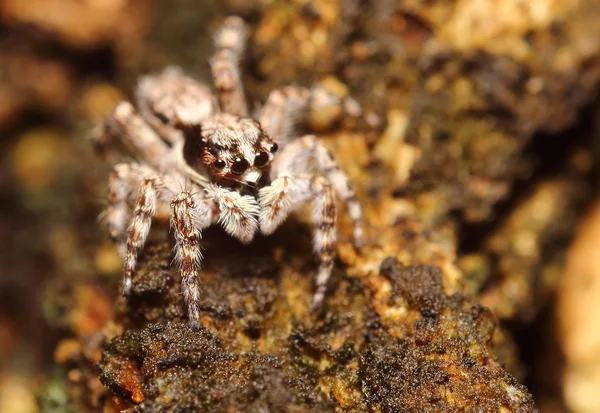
top-left (211, 16), bottom-right (249, 116)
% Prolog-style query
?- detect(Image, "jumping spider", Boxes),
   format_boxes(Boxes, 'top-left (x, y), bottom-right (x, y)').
top-left (96, 16), bottom-right (364, 328)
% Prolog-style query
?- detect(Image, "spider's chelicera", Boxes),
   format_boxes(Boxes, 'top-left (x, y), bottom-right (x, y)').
top-left (96, 16), bottom-right (364, 328)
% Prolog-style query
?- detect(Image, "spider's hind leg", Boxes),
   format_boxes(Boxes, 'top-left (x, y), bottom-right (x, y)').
top-left (259, 86), bottom-right (311, 146)
top-left (212, 16), bottom-right (249, 117)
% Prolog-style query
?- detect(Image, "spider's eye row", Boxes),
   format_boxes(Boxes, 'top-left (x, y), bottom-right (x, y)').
top-left (231, 157), bottom-right (250, 174)
top-left (254, 151), bottom-right (269, 168)
top-left (270, 142), bottom-right (279, 153)
top-left (214, 159), bottom-right (226, 170)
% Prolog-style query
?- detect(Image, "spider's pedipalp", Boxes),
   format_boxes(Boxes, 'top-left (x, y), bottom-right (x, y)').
top-left (205, 183), bottom-right (259, 243)
top-left (212, 16), bottom-right (248, 117)
top-left (258, 176), bottom-right (295, 234)
top-left (171, 191), bottom-right (210, 329)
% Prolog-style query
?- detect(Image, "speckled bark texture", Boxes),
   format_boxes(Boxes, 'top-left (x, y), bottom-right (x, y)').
top-left (6, 0), bottom-right (597, 412)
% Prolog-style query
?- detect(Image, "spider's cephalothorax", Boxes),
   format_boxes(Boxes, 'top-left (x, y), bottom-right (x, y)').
top-left (181, 114), bottom-right (279, 188)
top-left (96, 16), bottom-right (364, 328)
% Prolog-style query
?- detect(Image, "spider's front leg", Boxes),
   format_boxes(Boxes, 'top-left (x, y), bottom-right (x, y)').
top-left (259, 174), bottom-right (337, 308)
top-left (204, 184), bottom-right (259, 244)
top-left (170, 191), bottom-right (213, 329)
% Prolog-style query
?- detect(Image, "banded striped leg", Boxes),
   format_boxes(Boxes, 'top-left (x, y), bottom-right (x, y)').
top-left (258, 174), bottom-right (337, 308)
top-left (136, 67), bottom-right (217, 145)
top-left (123, 175), bottom-right (163, 296)
top-left (171, 192), bottom-right (213, 329)
top-left (271, 135), bottom-right (364, 247)
top-left (301, 135), bottom-right (363, 246)
top-left (310, 176), bottom-right (337, 308)
top-left (105, 163), bottom-right (156, 256)
top-left (211, 16), bottom-right (248, 116)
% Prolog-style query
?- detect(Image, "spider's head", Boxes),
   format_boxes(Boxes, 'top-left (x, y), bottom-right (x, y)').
top-left (180, 114), bottom-right (278, 185)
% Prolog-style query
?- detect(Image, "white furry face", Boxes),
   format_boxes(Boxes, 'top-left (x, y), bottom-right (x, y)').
top-left (181, 113), bottom-right (278, 185)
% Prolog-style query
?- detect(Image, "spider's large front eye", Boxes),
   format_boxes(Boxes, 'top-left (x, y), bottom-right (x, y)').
top-left (214, 159), bottom-right (226, 170)
top-left (254, 151), bottom-right (269, 168)
top-left (231, 157), bottom-right (250, 174)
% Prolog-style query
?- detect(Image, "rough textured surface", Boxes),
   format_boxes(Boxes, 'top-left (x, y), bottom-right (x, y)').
top-left (1, 0), bottom-right (600, 412)
top-left (91, 250), bottom-right (536, 412)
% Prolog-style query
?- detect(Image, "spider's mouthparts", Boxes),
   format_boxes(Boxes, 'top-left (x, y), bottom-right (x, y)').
top-left (243, 169), bottom-right (262, 184)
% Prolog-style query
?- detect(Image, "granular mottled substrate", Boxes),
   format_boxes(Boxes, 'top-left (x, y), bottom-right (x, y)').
top-left (363, 259), bottom-right (535, 412)
top-left (86, 242), bottom-right (536, 412)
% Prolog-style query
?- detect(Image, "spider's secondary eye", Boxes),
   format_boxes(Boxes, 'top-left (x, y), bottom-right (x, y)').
top-left (214, 159), bottom-right (226, 170)
top-left (200, 136), bottom-right (207, 146)
top-left (231, 157), bottom-right (250, 174)
top-left (254, 151), bottom-right (269, 168)
top-left (270, 143), bottom-right (279, 153)
top-left (154, 111), bottom-right (170, 125)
